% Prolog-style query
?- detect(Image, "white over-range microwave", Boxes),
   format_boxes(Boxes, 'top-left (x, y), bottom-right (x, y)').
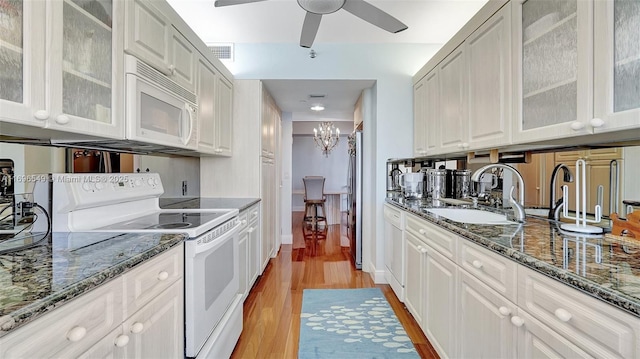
top-left (124, 54), bottom-right (198, 151)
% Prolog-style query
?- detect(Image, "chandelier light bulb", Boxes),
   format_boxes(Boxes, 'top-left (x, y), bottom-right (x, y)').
top-left (313, 121), bottom-right (340, 157)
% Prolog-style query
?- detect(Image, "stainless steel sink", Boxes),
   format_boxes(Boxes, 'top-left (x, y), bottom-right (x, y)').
top-left (424, 208), bottom-right (514, 225)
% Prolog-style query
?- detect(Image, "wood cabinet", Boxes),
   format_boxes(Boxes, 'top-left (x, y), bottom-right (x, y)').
top-left (196, 55), bottom-right (233, 156)
top-left (395, 205), bottom-right (640, 358)
top-left (383, 204), bottom-right (404, 301)
top-left (403, 213), bottom-right (457, 358)
top-left (438, 45), bottom-right (468, 153)
top-left (124, 0), bottom-right (195, 91)
top-left (0, 245), bottom-right (184, 358)
top-left (458, 268), bottom-right (518, 359)
top-left (0, 0), bottom-right (46, 129)
top-left (517, 152), bottom-right (555, 208)
top-left (0, 0), bottom-right (125, 138)
top-left (239, 203), bottom-right (261, 301)
top-left (512, 0), bottom-right (594, 143)
top-left (593, 0), bottom-right (640, 133)
top-left (413, 70), bottom-right (439, 157)
top-left (466, 2), bottom-right (512, 150)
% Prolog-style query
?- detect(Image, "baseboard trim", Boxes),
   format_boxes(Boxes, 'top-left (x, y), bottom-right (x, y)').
top-left (292, 206), bottom-right (305, 212)
top-left (281, 234), bottom-right (293, 244)
top-left (367, 262), bottom-right (387, 284)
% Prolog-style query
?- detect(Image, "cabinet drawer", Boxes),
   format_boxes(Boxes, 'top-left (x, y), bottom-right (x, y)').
top-left (124, 244), bottom-right (183, 316)
top-left (458, 240), bottom-right (517, 302)
top-left (405, 214), bottom-right (456, 260)
top-left (518, 267), bottom-right (640, 358)
top-left (0, 278), bottom-right (124, 358)
top-left (383, 204), bottom-right (403, 228)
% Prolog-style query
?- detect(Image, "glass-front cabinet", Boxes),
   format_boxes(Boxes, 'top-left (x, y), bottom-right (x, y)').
top-left (593, 0), bottom-right (640, 133)
top-left (0, 0), bottom-right (45, 127)
top-left (46, 0), bottom-right (123, 138)
top-left (513, 0), bottom-right (593, 143)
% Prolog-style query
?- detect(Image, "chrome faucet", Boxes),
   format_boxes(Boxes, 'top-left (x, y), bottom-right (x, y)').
top-left (471, 163), bottom-right (526, 222)
top-left (548, 164), bottom-right (574, 220)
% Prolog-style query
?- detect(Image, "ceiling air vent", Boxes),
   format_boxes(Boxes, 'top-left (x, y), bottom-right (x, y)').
top-left (207, 43), bottom-right (234, 61)
top-left (308, 94), bottom-right (326, 99)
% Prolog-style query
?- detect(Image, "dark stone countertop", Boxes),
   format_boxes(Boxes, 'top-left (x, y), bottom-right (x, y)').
top-left (385, 195), bottom-right (640, 318)
top-left (0, 231), bottom-right (186, 337)
top-left (160, 197), bottom-right (261, 212)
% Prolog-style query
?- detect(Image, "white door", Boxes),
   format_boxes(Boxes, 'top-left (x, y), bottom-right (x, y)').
top-left (404, 232), bottom-right (424, 325)
top-left (215, 75), bottom-right (233, 156)
top-left (196, 56), bottom-right (218, 154)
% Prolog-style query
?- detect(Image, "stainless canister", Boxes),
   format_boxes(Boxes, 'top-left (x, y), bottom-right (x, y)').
top-left (453, 169), bottom-right (471, 199)
top-left (428, 169), bottom-right (447, 199)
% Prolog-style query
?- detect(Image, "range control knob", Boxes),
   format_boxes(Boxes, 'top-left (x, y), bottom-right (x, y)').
top-left (134, 179), bottom-right (142, 187)
top-left (147, 178), bottom-right (155, 186)
top-left (95, 182), bottom-right (104, 190)
top-left (82, 182), bottom-right (93, 191)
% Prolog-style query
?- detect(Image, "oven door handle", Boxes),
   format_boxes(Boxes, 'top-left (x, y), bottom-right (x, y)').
top-left (190, 221), bottom-right (242, 256)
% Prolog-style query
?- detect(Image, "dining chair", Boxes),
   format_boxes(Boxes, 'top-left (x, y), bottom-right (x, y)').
top-left (302, 176), bottom-right (327, 231)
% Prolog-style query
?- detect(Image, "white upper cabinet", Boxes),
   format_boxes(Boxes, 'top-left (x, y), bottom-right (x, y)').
top-left (438, 45), bottom-right (469, 153)
top-left (413, 78), bottom-right (428, 157)
top-left (124, 0), bottom-right (195, 91)
top-left (413, 70), bottom-right (439, 157)
top-left (214, 74), bottom-right (233, 156)
top-left (45, 0), bottom-right (124, 138)
top-left (593, 0), bottom-right (640, 133)
top-left (0, 0), bottom-right (45, 128)
top-left (513, 0), bottom-right (594, 143)
top-left (466, 3), bottom-right (512, 150)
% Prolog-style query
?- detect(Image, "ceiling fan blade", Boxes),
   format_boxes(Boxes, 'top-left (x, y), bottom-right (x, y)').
top-left (300, 12), bottom-right (322, 48)
top-left (342, 0), bottom-right (408, 33)
top-left (214, 0), bottom-right (269, 7)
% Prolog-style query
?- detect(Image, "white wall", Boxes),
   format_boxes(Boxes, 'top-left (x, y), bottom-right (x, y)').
top-left (0, 144), bottom-right (65, 194)
top-left (227, 42), bottom-right (438, 279)
top-left (291, 135), bottom-right (349, 210)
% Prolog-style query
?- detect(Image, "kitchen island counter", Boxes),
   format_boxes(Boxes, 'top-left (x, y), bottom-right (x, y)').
top-left (386, 196), bottom-right (640, 318)
top-left (0, 231), bottom-right (186, 337)
top-left (160, 197), bottom-right (261, 212)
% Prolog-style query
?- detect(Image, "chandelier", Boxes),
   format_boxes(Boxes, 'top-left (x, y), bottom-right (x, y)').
top-left (313, 122), bottom-right (340, 157)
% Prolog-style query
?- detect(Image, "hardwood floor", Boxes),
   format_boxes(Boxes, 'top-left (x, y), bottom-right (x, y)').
top-left (230, 212), bottom-right (439, 359)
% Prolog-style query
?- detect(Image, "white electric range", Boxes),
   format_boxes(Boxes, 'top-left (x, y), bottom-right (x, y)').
top-left (33, 173), bottom-right (243, 359)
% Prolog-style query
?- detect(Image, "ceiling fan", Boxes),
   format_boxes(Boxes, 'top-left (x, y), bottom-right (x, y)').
top-left (213, 0), bottom-right (408, 48)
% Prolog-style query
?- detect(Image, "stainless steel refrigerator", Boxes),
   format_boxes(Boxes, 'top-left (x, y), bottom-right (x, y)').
top-left (347, 131), bottom-right (362, 269)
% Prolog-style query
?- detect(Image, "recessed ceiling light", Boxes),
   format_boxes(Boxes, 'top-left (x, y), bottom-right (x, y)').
top-left (310, 105), bottom-right (325, 111)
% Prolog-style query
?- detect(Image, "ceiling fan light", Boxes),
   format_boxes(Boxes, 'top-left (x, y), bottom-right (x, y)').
top-left (310, 105), bottom-right (325, 111)
top-left (297, 0), bottom-right (345, 15)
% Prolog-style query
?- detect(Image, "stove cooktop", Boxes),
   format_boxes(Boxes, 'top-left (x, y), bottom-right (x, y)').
top-left (94, 209), bottom-right (238, 238)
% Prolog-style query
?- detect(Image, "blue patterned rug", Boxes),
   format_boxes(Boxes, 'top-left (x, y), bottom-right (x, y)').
top-left (299, 288), bottom-right (420, 358)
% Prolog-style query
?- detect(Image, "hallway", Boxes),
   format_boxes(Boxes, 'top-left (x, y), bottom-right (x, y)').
top-left (230, 212), bottom-right (438, 358)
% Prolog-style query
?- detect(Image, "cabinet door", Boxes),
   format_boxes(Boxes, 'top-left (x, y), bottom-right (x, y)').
top-left (413, 78), bottom-right (428, 157)
top-left (404, 232), bottom-right (425, 326)
top-left (261, 158), bottom-right (275, 271)
top-left (77, 327), bottom-right (126, 359)
top-left (196, 56), bottom-right (218, 154)
top-left (593, 0), bottom-right (640, 133)
top-left (0, 0), bottom-right (45, 127)
top-left (124, 0), bottom-right (171, 75)
top-left (47, 0), bottom-right (124, 138)
top-left (467, 3), bottom-right (512, 150)
top-left (458, 269), bottom-right (517, 359)
top-left (438, 46), bottom-right (468, 153)
top-left (169, 26), bottom-right (195, 91)
top-left (248, 214), bottom-right (260, 286)
top-left (423, 70), bottom-right (439, 156)
top-left (513, 0), bottom-right (593, 143)
top-left (215, 75), bottom-right (233, 156)
top-left (238, 228), bottom-right (249, 300)
top-left (423, 247), bottom-right (457, 358)
top-left (517, 310), bottom-right (591, 359)
top-left (383, 208), bottom-right (404, 301)
top-left (123, 280), bottom-right (184, 359)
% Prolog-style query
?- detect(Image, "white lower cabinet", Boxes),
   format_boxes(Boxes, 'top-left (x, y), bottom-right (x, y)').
top-left (423, 246), bottom-right (457, 358)
top-left (0, 244), bottom-right (184, 358)
top-left (239, 203), bottom-right (261, 301)
top-left (383, 204), bottom-right (405, 301)
top-left (458, 268), bottom-right (517, 359)
top-left (397, 207), bottom-right (640, 359)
